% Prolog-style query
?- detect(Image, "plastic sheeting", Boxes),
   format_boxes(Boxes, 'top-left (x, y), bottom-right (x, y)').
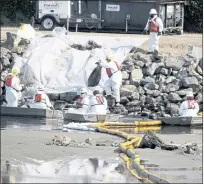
top-left (6, 158), bottom-right (126, 183)
top-left (14, 34), bottom-right (147, 94)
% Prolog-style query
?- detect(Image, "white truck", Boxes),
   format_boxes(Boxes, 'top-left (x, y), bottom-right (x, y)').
top-left (35, 0), bottom-right (101, 31)
top-left (35, 0), bottom-right (71, 30)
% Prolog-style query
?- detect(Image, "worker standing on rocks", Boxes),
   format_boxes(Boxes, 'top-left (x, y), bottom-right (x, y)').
top-left (143, 9), bottom-right (163, 54)
top-left (179, 91), bottom-right (199, 117)
top-left (89, 89), bottom-right (108, 115)
top-left (5, 67), bottom-right (24, 107)
top-left (96, 55), bottom-right (122, 106)
top-left (30, 87), bottom-right (54, 110)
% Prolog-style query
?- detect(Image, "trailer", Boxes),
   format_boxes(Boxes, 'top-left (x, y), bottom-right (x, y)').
top-left (35, 0), bottom-right (184, 33)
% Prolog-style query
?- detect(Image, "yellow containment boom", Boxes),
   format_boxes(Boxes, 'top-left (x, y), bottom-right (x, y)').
top-left (89, 122), bottom-right (170, 183)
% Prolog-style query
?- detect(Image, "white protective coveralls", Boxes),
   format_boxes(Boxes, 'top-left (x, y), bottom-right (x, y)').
top-left (29, 90), bottom-right (53, 109)
top-left (100, 59), bottom-right (122, 103)
top-left (5, 74), bottom-right (23, 107)
top-left (179, 92), bottom-right (199, 117)
top-left (66, 88), bottom-right (90, 114)
top-left (144, 9), bottom-right (163, 52)
top-left (89, 94), bottom-right (108, 115)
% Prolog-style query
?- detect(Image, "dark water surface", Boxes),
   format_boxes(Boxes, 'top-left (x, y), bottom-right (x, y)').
top-left (1, 116), bottom-right (202, 135)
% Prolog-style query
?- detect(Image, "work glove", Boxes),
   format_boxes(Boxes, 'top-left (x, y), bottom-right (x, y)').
top-left (158, 32), bottom-right (162, 36)
top-left (143, 30), bottom-right (148, 35)
top-left (76, 101), bottom-right (83, 108)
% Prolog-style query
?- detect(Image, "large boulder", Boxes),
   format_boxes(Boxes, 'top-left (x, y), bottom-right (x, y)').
top-left (138, 53), bottom-right (152, 65)
top-left (134, 60), bottom-right (145, 68)
top-left (121, 61), bottom-right (135, 72)
top-left (166, 103), bottom-right (180, 115)
top-left (120, 85), bottom-right (136, 97)
top-left (167, 83), bottom-right (180, 92)
top-left (143, 62), bottom-right (164, 76)
top-left (140, 77), bottom-right (155, 86)
top-left (167, 93), bottom-right (182, 103)
top-left (196, 65), bottom-right (203, 75)
top-left (165, 76), bottom-right (177, 84)
top-left (131, 90), bottom-right (140, 100)
top-left (195, 92), bottom-right (203, 103)
top-left (60, 92), bottom-right (78, 102)
top-left (176, 88), bottom-right (193, 96)
top-left (182, 77), bottom-right (199, 88)
top-left (176, 68), bottom-right (189, 80)
top-left (164, 57), bottom-right (184, 70)
top-left (122, 71), bottom-right (129, 80)
top-left (160, 68), bottom-right (169, 75)
top-left (120, 97), bottom-right (130, 105)
top-left (144, 83), bottom-right (159, 90)
top-left (198, 58), bottom-right (203, 69)
top-left (130, 68), bottom-right (143, 85)
top-left (127, 100), bottom-right (142, 107)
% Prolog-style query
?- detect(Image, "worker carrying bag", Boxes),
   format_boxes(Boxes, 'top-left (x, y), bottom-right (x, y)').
top-left (88, 65), bottom-right (102, 87)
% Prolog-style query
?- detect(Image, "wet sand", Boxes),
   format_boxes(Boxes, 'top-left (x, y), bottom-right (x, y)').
top-left (1, 128), bottom-right (202, 183)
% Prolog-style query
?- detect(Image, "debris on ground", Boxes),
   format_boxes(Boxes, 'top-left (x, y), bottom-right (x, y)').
top-left (46, 136), bottom-right (119, 147)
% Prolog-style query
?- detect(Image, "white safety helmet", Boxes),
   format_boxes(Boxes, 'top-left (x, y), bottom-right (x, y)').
top-left (186, 91), bottom-right (194, 97)
top-left (149, 9), bottom-right (157, 15)
top-left (12, 67), bottom-right (21, 76)
top-left (80, 87), bottom-right (88, 94)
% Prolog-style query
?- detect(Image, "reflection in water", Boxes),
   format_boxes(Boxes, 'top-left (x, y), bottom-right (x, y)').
top-left (1, 158), bottom-right (126, 183)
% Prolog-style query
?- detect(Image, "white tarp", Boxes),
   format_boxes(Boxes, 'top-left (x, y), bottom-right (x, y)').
top-left (14, 34), bottom-right (147, 94)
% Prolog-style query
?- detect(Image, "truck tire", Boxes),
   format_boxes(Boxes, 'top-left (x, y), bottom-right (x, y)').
top-left (41, 17), bottom-right (56, 30)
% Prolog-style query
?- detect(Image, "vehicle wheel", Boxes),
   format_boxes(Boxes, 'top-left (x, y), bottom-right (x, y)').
top-left (41, 17), bottom-right (56, 30)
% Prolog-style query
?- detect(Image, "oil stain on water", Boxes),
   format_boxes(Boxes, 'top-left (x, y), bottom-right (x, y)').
top-left (1, 157), bottom-right (127, 183)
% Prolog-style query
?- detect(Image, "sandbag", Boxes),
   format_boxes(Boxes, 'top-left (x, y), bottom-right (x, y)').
top-left (88, 65), bottom-right (102, 87)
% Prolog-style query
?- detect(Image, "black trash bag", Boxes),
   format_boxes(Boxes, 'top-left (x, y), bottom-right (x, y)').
top-left (88, 65), bottom-right (102, 87)
top-left (139, 131), bottom-right (178, 151)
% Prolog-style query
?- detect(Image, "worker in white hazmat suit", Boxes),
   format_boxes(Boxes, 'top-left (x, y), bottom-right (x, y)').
top-left (179, 91), bottom-right (199, 117)
top-left (143, 9), bottom-right (163, 54)
top-left (66, 87), bottom-right (90, 114)
top-left (96, 55), bottom-right (122, 106)
top-left (75, 87), bottom-right (90, 111)
top-left (5, 68), bottom-right (24, 107)
top-left (29, 88), bottom-right (54, 110)
top-left (89, 90), bottom-right (108, 115)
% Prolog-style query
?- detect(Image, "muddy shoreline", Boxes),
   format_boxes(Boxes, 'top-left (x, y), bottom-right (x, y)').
top-left (1, 124), bottom-right (202, 183)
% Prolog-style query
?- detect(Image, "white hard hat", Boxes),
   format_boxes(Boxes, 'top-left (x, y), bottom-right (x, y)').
top-left (186, 91), bottom-right (194, 97)
top-left (12, 67), bottom-right (20, 76)
top-left (80, 87), bottom-right (88, 94)
top-left (149, 9), bottom-right (157, 15)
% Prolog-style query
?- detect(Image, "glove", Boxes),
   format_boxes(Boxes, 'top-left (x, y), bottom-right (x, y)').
top-left (158, 32), bottom-right (162, 36)
top-left (143, 30), bottom-right (148, 35)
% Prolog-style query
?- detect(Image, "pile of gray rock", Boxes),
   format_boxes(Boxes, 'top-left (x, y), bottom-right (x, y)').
top-left (0, 47), bottom-right (16, 103)
top-left (113, 48), bottom-right (203, 119)
top-left (1, 32), bottom-right (203, 120)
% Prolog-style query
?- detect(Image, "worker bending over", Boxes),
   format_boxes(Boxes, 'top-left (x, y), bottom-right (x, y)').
top-left (30, 88), bottom-right (53, 109)
top-left (89, 90), bottom-right (108, 115)
top-left (96, 55), bottom-right (122, 106)
top-left (143, 9), bottom-right (163, 54)
top-left (5, 67), bottom-right (24, 107)
top-left (179, 92), bottom-right (199, 117)
top-left (74, 87), bottom-right (90, 112)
